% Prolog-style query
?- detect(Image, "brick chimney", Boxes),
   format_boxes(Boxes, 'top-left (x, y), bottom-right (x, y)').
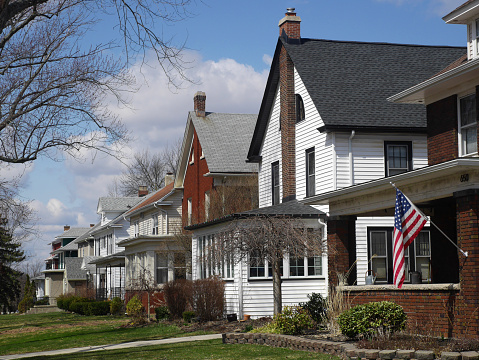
top-left (279, 9), bottom-right (298, 202)
top-left (64, 225), bottom-right (70, 231)
top-left (164, 172), bottom-right (174, 186)
top-left (194, 91), bottom-right (206, 117)
top-left (278, 8), bottom-right (301, 41)
top-left (138, 186), bottom-right (148, 197)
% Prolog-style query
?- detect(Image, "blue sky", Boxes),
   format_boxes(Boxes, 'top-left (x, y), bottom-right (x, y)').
top-left (14, 0), bottom-right (466, 263)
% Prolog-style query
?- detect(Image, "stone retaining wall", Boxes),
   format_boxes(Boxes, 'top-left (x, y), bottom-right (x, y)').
top-left (222, 333), bottom-right (479, 360)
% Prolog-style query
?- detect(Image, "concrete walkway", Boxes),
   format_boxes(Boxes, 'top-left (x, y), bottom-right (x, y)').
top-left (0, 333), bottom-right (223, 359)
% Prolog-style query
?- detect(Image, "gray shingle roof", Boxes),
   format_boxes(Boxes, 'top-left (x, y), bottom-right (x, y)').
top-left (82, 256), bottom-right (100, 273)
top-left (190, 111), bottom-right (258, 173)
top-left (98, 197), bottom-right (142, 212)
top-left (283, 39), bottom-right (465, 130)
top-left (55, 227), bottom-right (91, 240)
top-left (248, 38), bottom-right (465, 158)
top-left (185, 200), bottom-right (324, 230)
top-left (65, 257), bottom-right (87, 280)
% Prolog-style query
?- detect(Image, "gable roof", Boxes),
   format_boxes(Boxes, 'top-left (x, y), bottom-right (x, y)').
top-left (55, 227), bottom-right (91, 240)
top-left (248, 38), bottom-right (465, 159)
top-left (124, 182), bottom-right (175, 217)
top-left (97, 197), bottom-right (142, 213)
top-left (175, 111), bottom-right (258, 187)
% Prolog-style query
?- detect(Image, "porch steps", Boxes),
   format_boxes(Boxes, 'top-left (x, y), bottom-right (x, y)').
top-left (25, 305), bottom-right (63, 315)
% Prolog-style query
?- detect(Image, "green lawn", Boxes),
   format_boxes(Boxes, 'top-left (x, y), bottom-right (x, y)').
top-left (0, 312), bottom-right (209, 356)
top-left (24, 339), bottom-right (340, 360)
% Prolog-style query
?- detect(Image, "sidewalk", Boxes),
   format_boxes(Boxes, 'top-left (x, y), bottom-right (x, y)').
top-left (0, 334), bottom-right (223, 359)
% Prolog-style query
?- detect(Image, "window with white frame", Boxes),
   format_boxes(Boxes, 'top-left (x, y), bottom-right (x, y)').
top-left (368, 228), bottom-right (430, 284)
top-left (197, 234), bottom-right (233, 279)
top-left (249, 250), bottom-right (265, 278)
top-left (174, 253), bottom-right (187, 280)
top-left (204, 191), bottom-right (210, 221)
top-left (475, 19), bottom-right (479, 56)
top-left (306, 147), bottom-right (315, 197)
top-left (134, 220), bottom-right (139, 237)
top-left (152, 214), bottom-right (159, 235)
top-left (271, 161), bottom-right (280, 205)
top-left (384, 141), bottom-right (412, 177)
top-left (187, 198), bottom-right (192, 225)
top-left (459, 94), bottom-right (477, 156)
top-left (156, 253), bottom-right (168, 284)
top-left (289, 255), bottom-right (322, 277)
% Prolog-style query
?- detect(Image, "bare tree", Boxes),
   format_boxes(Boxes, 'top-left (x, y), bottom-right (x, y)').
top-left (210, 216), bottom-right (324, 315)
top-left (0, 0), bottom-right (195, 165)
top-left (108, 141), bottom-right (181, 196)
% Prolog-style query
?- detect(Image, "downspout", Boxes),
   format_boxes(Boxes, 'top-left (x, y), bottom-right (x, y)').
top-left (332, 133), bottom-right (337, 190)
top-left (349, 130), bottom-right (356, 186)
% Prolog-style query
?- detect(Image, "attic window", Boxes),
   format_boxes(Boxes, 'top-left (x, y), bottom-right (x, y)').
top-left (295, 94), bottom-right (305, 123)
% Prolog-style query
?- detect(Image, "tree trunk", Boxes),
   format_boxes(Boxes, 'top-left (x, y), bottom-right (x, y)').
top-left (272, 258), bottom-right (282, 315)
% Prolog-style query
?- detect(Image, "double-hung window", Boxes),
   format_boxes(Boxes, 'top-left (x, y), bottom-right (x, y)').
top-left (152, 214), bottom-right (159, 235)
top-left (384, 141), bottom-right (412, 177)
top-left (368, 228), bottom-right (430, 284)
top-left (306, 147), bottom-right (315, 197)
top-left (272, 161), bottom-right (280, 205)
top-left (249, 250), bottom-right (266, 278)
top-left (156, 253), bottom-right (168, 284)
top-left (459, 94), bottom-right (477, 156)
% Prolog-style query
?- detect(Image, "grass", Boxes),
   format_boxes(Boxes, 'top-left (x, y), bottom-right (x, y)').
top-left (23, 339), bottom-right (341, 360)
top-left (0, 312), bottom-right (210, 356)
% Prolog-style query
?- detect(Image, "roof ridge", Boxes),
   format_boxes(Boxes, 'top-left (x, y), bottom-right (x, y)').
top-left (295, 37), bottom-right (466, 49)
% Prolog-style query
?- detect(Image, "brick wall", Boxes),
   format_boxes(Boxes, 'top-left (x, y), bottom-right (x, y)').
top-left (327, 217), bottom-right (356, 286)
top-left (347, 289), bottom-right (458, 338)
top-left (182, 127), bottom-right (214, 226)
top-left (426, 95), bottom-right (458, 166)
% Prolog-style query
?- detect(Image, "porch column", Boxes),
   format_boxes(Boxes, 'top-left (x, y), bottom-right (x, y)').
top-left (455, 189), bottom-right (479, 337)
top-left (327, 216), bottom-right (356, 287)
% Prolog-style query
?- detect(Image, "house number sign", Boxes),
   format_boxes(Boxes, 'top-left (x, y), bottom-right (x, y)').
top-left (460, 174), bottom-right (469, 182)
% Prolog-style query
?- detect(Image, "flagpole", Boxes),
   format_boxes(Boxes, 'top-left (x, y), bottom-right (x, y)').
top-left (390, 182), bottom-right (468, 257)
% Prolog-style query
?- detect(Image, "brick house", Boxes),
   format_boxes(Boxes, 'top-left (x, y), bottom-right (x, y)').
top-left (174, 92), bottom-right (258, 226)
top-left (305, 0), bottom-right (479, 338)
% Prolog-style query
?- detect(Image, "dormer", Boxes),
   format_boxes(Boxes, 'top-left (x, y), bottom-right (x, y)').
top-left (443, 0), bottom-right (479, 60)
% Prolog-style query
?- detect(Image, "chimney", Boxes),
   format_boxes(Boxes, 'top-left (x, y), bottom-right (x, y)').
top-left (279, 9), bottom-right (297, 203)
top-left (64, 225), bottom-right (70, 232)
top-left (194, 91), bottom-right (206, 117)
top-left (165, 172), bottom-right (174, 186)
top-left (138, 186), bottom-right (148, 197)
top-left (278, 8), bottom-right (301, 41)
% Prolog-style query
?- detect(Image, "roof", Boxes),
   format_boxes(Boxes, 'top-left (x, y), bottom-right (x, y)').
top-left (97, 197), bottom-right (142, 213)
top-left (189, 111), bottom-right (258, 173)
top-left (248, 38), bottom-right (465, 159)
top-left (82, 256), bottom-right (100, 273)
top-left (55, 227), bottom-right (91, 240)
top-left (88, 251), bottom-right (125, 266)
top-left (52, 239), bottom-right (79, 254)
top-left (124, 182), bottom-right (175, 217)
top-left (185, 200), bottom-right (325, 231)
top-left (65, 257), bottom-right (87, 280)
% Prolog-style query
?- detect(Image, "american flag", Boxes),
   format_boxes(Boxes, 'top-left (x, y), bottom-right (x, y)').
top-left (393, 188), bottom-right (427, 288)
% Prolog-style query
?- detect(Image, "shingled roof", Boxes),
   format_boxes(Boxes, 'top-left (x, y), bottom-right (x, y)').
top-left (189, 111), bottom-right (258, 174)
top-left (248, 38), bottom-right (465, 159)
top-left (97, 197), bottom-right (142, 213)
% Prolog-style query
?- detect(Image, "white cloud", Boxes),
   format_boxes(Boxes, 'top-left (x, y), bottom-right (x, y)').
top-left (263, 54), bottom-right (273, 66)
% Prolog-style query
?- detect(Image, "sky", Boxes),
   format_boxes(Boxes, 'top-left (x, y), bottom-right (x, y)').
top-left (10, 0), bottom-right (467, 264)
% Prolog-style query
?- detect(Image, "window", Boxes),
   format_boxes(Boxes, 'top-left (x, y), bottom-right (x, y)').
top-left (368, 228), bottom-right (430, 284)
top-left (156, 253), bottom-right (168, 284)
top-left (174, 253), bottom-right (187, 280)
top-left (476, 19), bottom-right (479, 56)
top-left (306, 147), bottom-right (315, 197)
top-left (134, 221), bottom-right (139, 237)
top-left (295, 94), bottom-right (305, 122)
top-left (459, 94), bottom-right (477, 155)
top-left (384, 141), bottom-right (412, 177)
top-left (272, 161), bottom-right (280, 205)
top-left (204, 191), bottom-right (210, 221)
top-left (152, 214), bottom-right (159, 235)
top-left (189, 147), bottom-right (194, 164)
top-left (187, 198), bottom-right (192, 225)
top-left (249, 250), bottom-right (265, 278)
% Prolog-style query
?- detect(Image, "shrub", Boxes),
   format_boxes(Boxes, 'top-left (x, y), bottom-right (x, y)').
top-left (110, 297), bottom-right (124, 315)
top-left (69, 301), bottom-right (88, 315)
top-left (192, 277), bottom-right (225, 322)
top-left (300, 293), bottom-right (327, 324)
top-left (126, 295), bottom-right (146, 325)
top-left (163, 280), bottom-right (192, 319)
top-left (273, 306), bottom-right (315, 335)
top-left (183, 311), bottom-right (196, 323)
top-left (155, 306), bottom-right (170, 321)
top-left (18, 297), bottom-right (34, 313)
top-left (337, 301), bottom-right (407, 339)
top-left (34, 297), bottom-right (49, 306)
top-left (88, 301), bottom-right (110, 316)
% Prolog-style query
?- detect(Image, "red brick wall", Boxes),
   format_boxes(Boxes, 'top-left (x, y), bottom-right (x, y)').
top-left (426, 95), bottom-right (458, 166)
top-left (279, 15), bottom-right (300, 39)
top-left (182, 127), bottom-right (214, 226)
top-left (348, 289), bottom-right (458, 338)
top-left (280, 45), bottom-right (296, 202)
top-left (328, 217), bottom-right (356, 286)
